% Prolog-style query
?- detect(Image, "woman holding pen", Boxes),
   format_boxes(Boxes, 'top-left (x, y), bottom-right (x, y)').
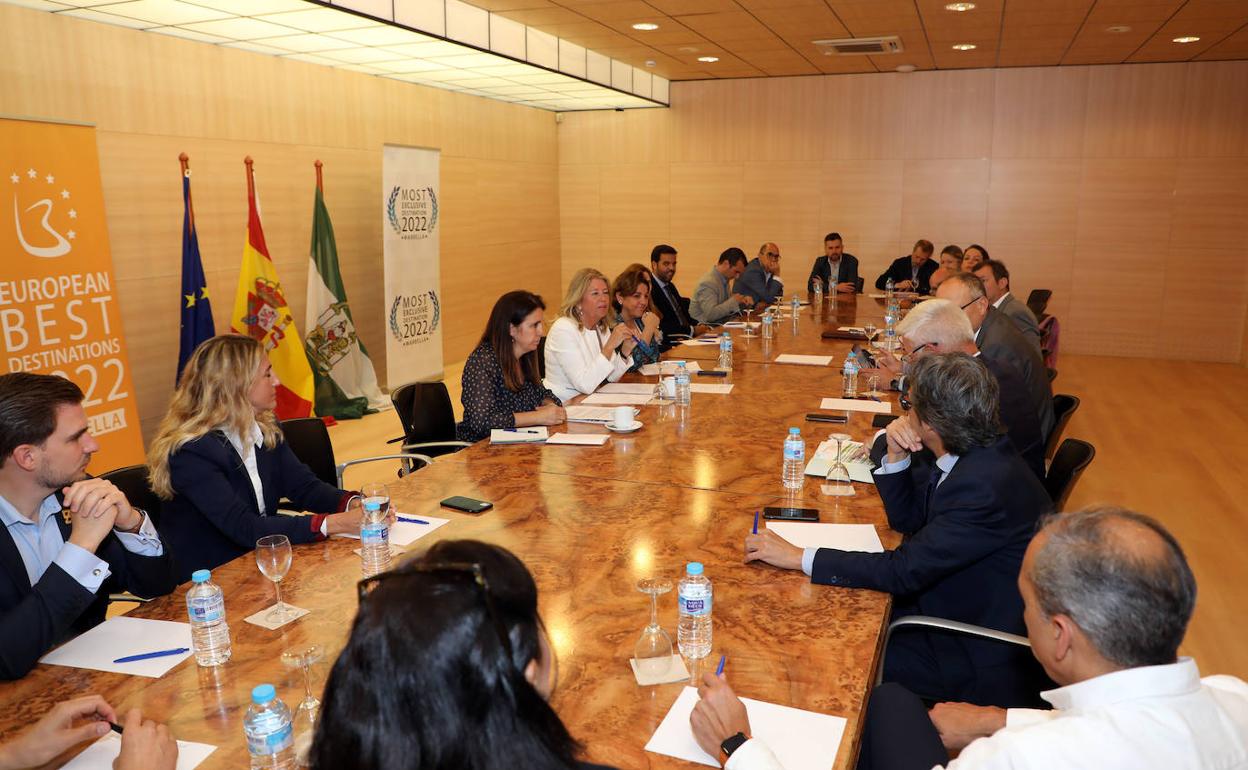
top-left (611, 264), bottom-right (663, 371)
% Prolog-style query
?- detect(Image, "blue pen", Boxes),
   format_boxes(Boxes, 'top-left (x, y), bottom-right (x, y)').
top-left (113, 647), bottom-right (189, 664)
top-left (716, 654), bottom-right (726, 676)
top-left (752, 510), bottom-right (759, 535)
top-left (397, 516), bottom-right (430, 525)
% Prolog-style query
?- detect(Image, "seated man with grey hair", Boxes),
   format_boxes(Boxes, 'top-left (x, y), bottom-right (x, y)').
top-left (744, 353), bottom-right (1052, 708)
top-left (694, 507), bottom-right (1248, 769)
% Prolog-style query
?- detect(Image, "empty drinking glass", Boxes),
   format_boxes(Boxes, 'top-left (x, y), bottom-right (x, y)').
top-left (822, 433), bottom-right (855, 497)
top-left (634, 577), bottom-right (674, 678)
top-left (255, 534), bottom-right (296, 624)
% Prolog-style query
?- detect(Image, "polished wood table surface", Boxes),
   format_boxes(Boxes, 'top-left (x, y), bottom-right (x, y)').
top-left (0, 294), bottom-right (910, 770)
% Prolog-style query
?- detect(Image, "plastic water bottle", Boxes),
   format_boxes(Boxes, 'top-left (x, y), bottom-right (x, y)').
top-left (842, 353), bottom-right (859, 398)
top-left (761, 311), bottom-right (774, 340)
top-left (244, 684), bottom-right (296, 770)
top-left (717, 331), bottom-right (733, 371)
top-left (675, 361), bottom-right (691, 406)
top-left (677, 562), bottom-right (712, 661)
top-left (790, 293), bottom-right (800, 317)
top-left (812, 277), bottom-right (823, 306)
top-left (883, 303), bottom-right (898, 352)
top-left (187, 569), bottom-right (231, 667)
top-left (885, 276), bottom-right (895, 300)
top-left (360, 499), bottom-right (391, 578)
top-left (782, 427), bottom-right (805, 490)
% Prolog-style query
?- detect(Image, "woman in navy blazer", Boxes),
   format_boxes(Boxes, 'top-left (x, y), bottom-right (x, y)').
top-left (147, 335), bottom-right (364, 582)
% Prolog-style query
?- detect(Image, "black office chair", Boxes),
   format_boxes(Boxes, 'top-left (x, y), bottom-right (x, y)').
top-left (538, 337), bottom-right (548, 378)
top-left (1045, 394), bottom-right (1080, 460)
top-left (100, 464), bottom-right (162, 604)
top-left (279, 417), bottom-right (433, 488)
top-left (388, 382), bottom-right (471, 460)
top-left (854, 276), bottom-right (865, 293)
top-left (1026, 289), bottom-right (1052, 323)
top-left (1045, 438), bottom-right (1096, 511)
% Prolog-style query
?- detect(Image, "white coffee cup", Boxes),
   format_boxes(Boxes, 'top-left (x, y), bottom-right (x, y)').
top-left (659, 377), bottom-right (676, 398)
top-left (613, 405), bottom-right (634, 428)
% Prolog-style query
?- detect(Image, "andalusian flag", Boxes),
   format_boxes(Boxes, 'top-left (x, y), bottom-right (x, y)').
top-left (304, 163), bottom-right (386, 419)
top-left (230, 158), bottom-right (314, 419)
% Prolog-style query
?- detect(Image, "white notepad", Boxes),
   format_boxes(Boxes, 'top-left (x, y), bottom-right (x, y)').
top-left (63, 732), bottom-right (216, 770)
top-left (597, 383), bottom-right (658, 395)
top-left (690, 383), bottom-right (734, 394)
top-left (567, 405), bottom-right (633, 423)
top-left (645, 686), bottom-right (846, 770)
top-left (582, 393), bottom-right (652, 405)
top-left (803, 440), bottom-right (875, 483)
top-left (680, 337), bottom-right (721, 346)
top-left (336, 514), bottom-right (451, 546)
top-left (767, 522), bottom-right (884, 553)
top-left (40, 617), bottom-right (192, 677)
top-left (775, 354), bottom-right (833, 366)
top-left (819, 397), bottom-right (892, 414)
top-left (639, 361), bottom-right (702, 376)
top-left (490, 427), bottom-right (548, 443)
top-left (546, 433), bottom-right (610, 446)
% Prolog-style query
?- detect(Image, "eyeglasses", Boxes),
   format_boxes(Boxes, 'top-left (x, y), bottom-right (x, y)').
top-left (899, 393), bottom-right (912, 411)
top-left (908, 342), bottom-right (932, 357)
top-left (959, 297), bottom-right (983, 310)
top-left (358, 561), bottom-right (513, 659)
top-left (764, 252), bottom-right (780, 259)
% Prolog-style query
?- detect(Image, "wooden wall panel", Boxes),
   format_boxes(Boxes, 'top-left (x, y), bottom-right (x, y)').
top-left (561, 60), bottom-right (1248, 364)
top-left (1, 5), bottom-right (560, 441)
top-left (598, 164), bottom-right (670, 239)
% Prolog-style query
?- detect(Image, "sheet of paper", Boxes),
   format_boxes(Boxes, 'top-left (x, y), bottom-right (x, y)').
top-left (679, 337), bottom-right (721, 346)
top-left (387, 514), bottom-right (451, 546)
top-left (767, 522), bottom-right (884, 553)
top-left (639, 361), bottom-right (702, 376)
top-left (775, 354), bottom-right (833, 366)
top-left (567, 405), bottom-right (634, 423)
top-left (645, 686), bottom-right (846, 770)
top-left (40, 617), bottom-right (192, 677)
top-left (582, 393), bottom-right (653, 405)
top-left (819, 397), bottom-right (892, 414)
top-left (597, 383), bottom-right (658, 395)
top-left (63, 732), bottom-right (216, 770)
top-left (630, 654), bottom-right (690, 686)
top-left (244, 604), bottom-right (310, 630)
top-left (689, 383), bottom-right (734, 394)
top-left (837, 326), bottom-right (865, 333)
top-left (721, 321), bottom-right (760, 329)
top-left (489, 427), bottom-right (548, 443)
top-left (546, 433), bottom-right (610, 446)
top-left (803, 440), bottom-right (875, 483)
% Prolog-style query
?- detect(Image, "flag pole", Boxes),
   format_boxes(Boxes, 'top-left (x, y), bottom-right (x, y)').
top-left (179, 152), bottom-right (194, 232)
top-left (314, 159), bottom-right (323, 194)
top-left (244, 155), bottom-right (255, 200)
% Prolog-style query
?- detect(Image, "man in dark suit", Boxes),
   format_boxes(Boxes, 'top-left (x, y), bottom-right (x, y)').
top-left (876, 239), bottom-right (938, 294)
top-left (0, 373), bottom-right (176, 680)
top-left (745, 353), bottom-right (1052, 707)
top-left (974, 259), bottom-right (1042, 352)
top-left (937, 273), bottom-right (1054, 437)
top-left (648, 244), bottom-right (705, 349)
top-left (732, 242), bottom-right (785, 308)
top-left (807, 232), bottom-right (861, 294)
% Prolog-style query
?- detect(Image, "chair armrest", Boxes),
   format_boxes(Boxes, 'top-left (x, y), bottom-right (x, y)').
top-left (876, 615), bottom-right (1030, 686)
top-left (108, 593), bottom-right (152, 605)
top-left (336, 453), bottom-right (435, 487)
top-left (401, 441), bottom-right (472, 452)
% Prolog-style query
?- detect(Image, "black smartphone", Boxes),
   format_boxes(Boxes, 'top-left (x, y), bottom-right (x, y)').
top-left (871, 414), bottom-right (899, 429)
top-left (851, 343), bottom-right (876, 369)
top-left (762, 506), bottom-right (820, 522)
top-left (440, 496), bottom-right (493, 514)
top-left (806, 413), bottom-right (848, 424)
top-left (696, 370), bottom-right (728, 377)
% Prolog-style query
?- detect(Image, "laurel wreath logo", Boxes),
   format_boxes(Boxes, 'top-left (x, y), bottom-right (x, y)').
top-left (388, 295), bottom-right (402, 341)
top-left (427, 187), bottom-right (438, 232)
top-left (386, 186), bottom-right (401, 235)
top-left (428, 290), bottom-right (440, 332)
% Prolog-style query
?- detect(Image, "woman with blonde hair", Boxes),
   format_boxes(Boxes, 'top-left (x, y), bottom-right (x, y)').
top-left (611, 264), bottom-right (662, 371)
top-left (148, 334), bottom-right (364, 581)
top-left (542, 268), bottom-right (634, 401)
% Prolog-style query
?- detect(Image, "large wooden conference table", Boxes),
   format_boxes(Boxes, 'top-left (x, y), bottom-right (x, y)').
top-left (0, 294), bottom-right (907, 770)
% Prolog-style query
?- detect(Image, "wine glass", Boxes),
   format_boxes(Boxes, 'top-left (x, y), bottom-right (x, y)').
top-left (255, 534), bottom-right (296, 624)
top-left (634, 577), bottom-right (674, 678)
top-left (822, 433), bottom-right (855, 497)
top-left (361, 482), bottom-right (390, 516)
top-left (282, 644), bottom-right (323, 766)
top-left (742, 305), bottom-right (756, 338)
top-left (863, 321), bottom-right (878, 349)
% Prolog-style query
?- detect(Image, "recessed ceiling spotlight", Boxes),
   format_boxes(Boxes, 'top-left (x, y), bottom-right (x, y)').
top-left (632, 22), bottom-right (659, 31)
top-left (895, 64), bottom-right (916, 72)
top-left (951, 43), bottom-right (977, 51)
top-left (1106, 25), bottom-right (1131, 33)
top-left (697, 56), bottom-right (719, 62)
top-left (1172, 36), bottom-right (1201, 43)
top-left (645, 59), bottom-right (656, 67)
top-left (944, 2), bottom-right (976, 11)
top-left (677, 46), bottom-right (699, 53)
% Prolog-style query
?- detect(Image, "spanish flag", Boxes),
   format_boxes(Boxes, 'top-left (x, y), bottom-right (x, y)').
top-left (230, 157), bottom-right (315, 419)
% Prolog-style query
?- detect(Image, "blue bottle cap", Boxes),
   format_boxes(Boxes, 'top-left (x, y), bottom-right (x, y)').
top-left (191, 569), bottom-right (210, 583)
top-left (686, 562), bottom-right (704, 575)
top-left (252, 684), bottom-right (276, 704)
top-left (789, 427), bottom-right (800, 434)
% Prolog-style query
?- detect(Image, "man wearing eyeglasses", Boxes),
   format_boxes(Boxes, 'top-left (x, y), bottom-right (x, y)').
top-left (732, 243), bottom-right (785, 309)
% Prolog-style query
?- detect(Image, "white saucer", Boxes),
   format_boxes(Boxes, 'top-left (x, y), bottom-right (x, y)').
top-left (606, 420), bottom-right (643, 433)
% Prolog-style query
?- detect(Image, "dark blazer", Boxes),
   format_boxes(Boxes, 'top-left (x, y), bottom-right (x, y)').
top-left (732, 258), bottom-right (784, 305)
top-left (649, 277), bottom-right (696, 349)
top-left (811, 437), bottom-right (1051, 704)
top-left (977, 307), bottom-right (1053, 437)
top-left (0, 502), bottom-right (176, 680)
top-left (875, 255), bottom-right (938, 294)
top-left (807, 253), bottom-right (861, 293)
top-left (162, 431), bottom-right (350, 582)
top-left (996, 293), bottom-right (1042, 352)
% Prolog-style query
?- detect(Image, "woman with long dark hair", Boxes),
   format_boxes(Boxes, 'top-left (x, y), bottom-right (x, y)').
top-left (457, 291), bottom-right (565, 442)
top-left (311, 540), bottom-right (615, 770)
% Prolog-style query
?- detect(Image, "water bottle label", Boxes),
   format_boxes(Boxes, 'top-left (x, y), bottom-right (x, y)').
top-left (784, 443), bottom-right (804, 461)
top-left (187, 594), bottom-right (223, 623)
top-left (679, 586), bottom-right (712, 617)
top-left (361, 523), bottom-right (388, 545)
top-left (247, 722), bottom-right (293, 755)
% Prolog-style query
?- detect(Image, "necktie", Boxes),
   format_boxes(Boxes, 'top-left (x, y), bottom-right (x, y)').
top-left (924, 463), bottom-right (943, 514)
top-left (666, 284), bottom-right (691, 328)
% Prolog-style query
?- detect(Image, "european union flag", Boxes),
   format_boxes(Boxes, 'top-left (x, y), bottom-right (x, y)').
top-left (177, 159), bottom-right (214, 381)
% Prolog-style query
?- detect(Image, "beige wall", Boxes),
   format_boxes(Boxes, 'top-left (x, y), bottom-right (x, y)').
top-left (558, 64), bottom-right (1248, 363)
top-left (0, 4), bottom-right (562, 441)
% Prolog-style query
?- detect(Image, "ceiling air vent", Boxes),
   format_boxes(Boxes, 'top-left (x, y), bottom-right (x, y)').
top-left (812, 36), bottom-right (903, 55)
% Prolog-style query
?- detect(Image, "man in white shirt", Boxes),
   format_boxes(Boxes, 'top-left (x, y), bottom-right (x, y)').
top-left (972, 260), bottom-right (1040, 352)
top-left (690, 506), bottom-right (1248, 770)
top-left (0, 373), bottom-right (175, 680)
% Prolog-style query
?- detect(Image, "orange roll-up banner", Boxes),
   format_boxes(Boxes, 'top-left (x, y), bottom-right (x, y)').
top-left (0, 117), bottom-right (145, 472)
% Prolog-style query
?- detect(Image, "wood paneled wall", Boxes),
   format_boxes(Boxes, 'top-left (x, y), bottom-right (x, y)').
top-left (559, 63), bottom-right (1248, 364)
top-left (0, 4), bottom-right (561, 441)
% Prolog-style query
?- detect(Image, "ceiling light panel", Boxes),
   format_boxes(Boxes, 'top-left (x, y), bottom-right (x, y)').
top-left (97, 0), bottom-right (232, 26)
top-left (255, 8), bottom-right (374, 32)
top-left (60, 8), bottom-right (153, 27)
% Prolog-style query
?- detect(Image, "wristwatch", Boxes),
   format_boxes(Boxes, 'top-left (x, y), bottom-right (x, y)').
top-left (720, 732), bottom-right (749, 761)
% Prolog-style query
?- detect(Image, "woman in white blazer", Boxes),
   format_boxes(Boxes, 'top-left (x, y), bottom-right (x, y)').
top-left (543, 268), bottom-right (635, 401)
